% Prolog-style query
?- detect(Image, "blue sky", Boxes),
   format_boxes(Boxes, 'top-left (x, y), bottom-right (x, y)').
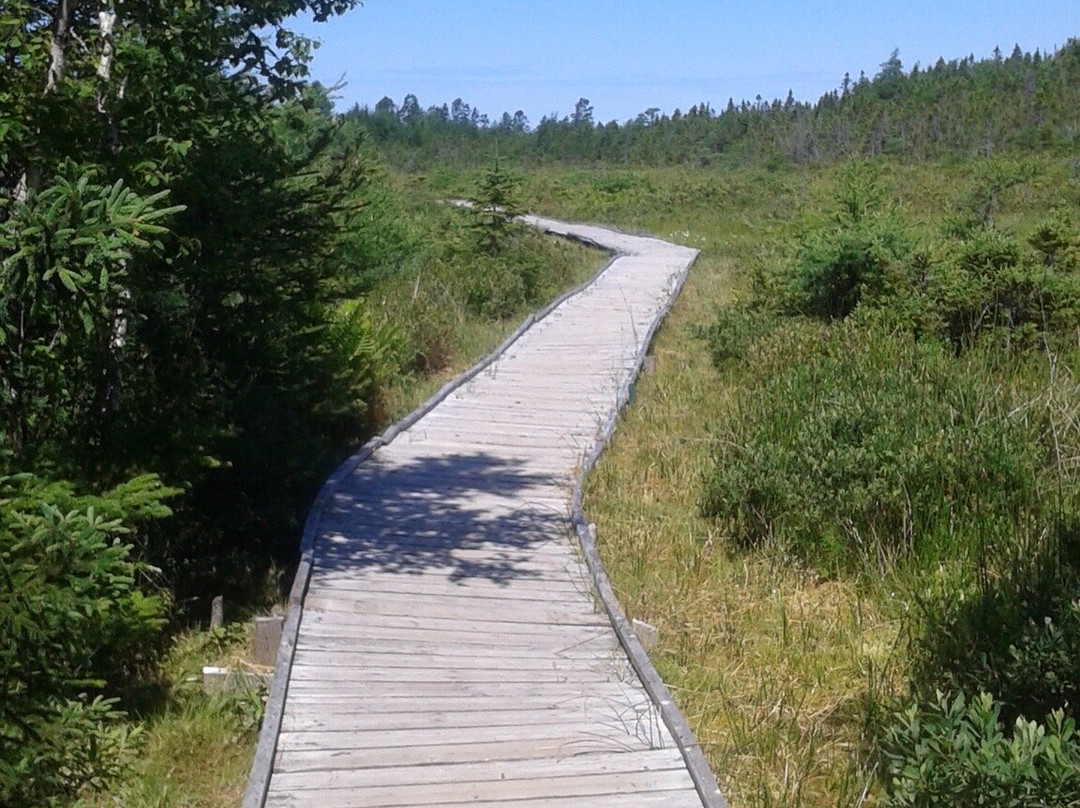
top-left (290, 1), bottom-right (1077, 124)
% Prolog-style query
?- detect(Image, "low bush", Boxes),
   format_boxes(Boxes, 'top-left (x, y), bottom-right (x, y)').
top-left (882, 691), bottom-right (1080, 808)
top-left (694, 305), bottom-right (778, 368)
top-left (700, 321), bottom-right (1042, 571)
top-left (765, 163), bottom-right (1080, 356)
top-left (787, 215), bottom-right (910, 319)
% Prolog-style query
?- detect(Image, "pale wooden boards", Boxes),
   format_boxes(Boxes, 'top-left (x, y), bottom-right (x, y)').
top-left (259, 221), bottom-right (708, 807)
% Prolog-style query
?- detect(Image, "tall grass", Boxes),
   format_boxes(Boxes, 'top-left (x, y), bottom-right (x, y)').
top-left (340, 177), bottom-right (603, 423)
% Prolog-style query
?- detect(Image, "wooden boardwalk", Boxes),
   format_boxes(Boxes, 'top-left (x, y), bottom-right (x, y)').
top-left (244, 216), bottom-right (725, 808)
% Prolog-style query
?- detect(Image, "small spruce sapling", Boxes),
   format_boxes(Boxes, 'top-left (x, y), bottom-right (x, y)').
top-left (468, 155), bottom-right (523, 254)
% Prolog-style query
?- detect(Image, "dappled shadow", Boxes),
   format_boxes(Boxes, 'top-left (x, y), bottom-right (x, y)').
top-left (312, 450), bottom-right (573, 585)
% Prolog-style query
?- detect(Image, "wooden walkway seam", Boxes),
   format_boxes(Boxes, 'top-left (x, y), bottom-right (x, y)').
top-left (243, 214), bottom-right (727, 808)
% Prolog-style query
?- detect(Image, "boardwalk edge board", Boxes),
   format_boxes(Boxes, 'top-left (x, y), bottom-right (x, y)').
top-left (243, 214), bottom-right (728, 808)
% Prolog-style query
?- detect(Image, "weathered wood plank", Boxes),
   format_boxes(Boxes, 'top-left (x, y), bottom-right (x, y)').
top-left (305, 549), bottom-right (585, 577)
top-left (280, 690), bottom-right (659, 721)
top-left (285, 665), bottom-right (625, 686)
top-left (279, 703), bottom-right (659, 734)
top-left (275, 720), bottom-right (667, 753)
top-left (298, 611), bottom-right (610, 636)
top-left (272, 736), bottom-right (660, 774)
top-left (301, 593), bottom-right (600, 623)
top-left (290, 648), bottom-right (617, 669)
top-left (292, 639), bottom-right (613, 664)
top-left (272, 747), bottom-right (687, 789)
top-left (381, 790), bottom-right (708, 808)
top-left (304, 575), bottom-right (591, 601)
top-left (265, 767), bottom-right (695, 808)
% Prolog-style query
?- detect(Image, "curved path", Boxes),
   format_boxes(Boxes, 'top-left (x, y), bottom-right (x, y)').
top-left (244, 216), bottom-right (725, 808)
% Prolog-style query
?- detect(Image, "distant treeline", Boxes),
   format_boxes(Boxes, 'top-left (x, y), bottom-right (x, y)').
top-left (347, 40), bottom-right (1080, 167)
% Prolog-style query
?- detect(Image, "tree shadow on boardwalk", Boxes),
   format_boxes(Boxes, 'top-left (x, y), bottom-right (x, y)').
top-left (312, 451), bottom-right (573, 585)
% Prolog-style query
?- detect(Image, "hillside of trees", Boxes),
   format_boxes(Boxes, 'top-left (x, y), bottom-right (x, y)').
top-left (350, 40), bottom-right (1080, 168)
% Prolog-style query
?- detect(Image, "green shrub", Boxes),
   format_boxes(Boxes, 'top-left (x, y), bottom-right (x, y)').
top-left (766, 161), bottom-right (1080, 354)
top-left (0, 474), bottom-right (173, 806)
top-left (468, 157), bottom-right (524, 255)
top-left (778, 161), bottom-right (911, 319)
top-left (929, 223), bottom-right (1080, 352)
top-left (696, 305), bottom-right (778, 368)
top-left (787, 216), bottom-right (910, 319)
top-left (701, 322), bottom-right (1042, 570)
top-left (883, 691), bottom-right (1080, 808)
top-left (328, 297), bottom-right (411, 423)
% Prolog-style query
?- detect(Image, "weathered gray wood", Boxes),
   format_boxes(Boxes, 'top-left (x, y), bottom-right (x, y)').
top-left (293, 627), bottom-right (608, 652)
top-left (279, 702), bottom-right (657, 733)
top-left (276, 721), bottom-right (667, 753)
top-left (305, 575), bottom-right (590, 600)
top-left (271, 747), bottom-right (688, 789)
top-left (210, 595), bottom-right (224, 629)
top-left (282, 678), bottom-right (656, 700)
top-left (293, 637), bottom-right (619, 659)
top-left (253, 616), bottom-right (284, 666)
top-left (273, 738), bottom-right (660, 774)
top-left (301, 593), bottom-right (599, 622)
top-left (264, 767), bottom-right (695, 808)
top-left (349, 791), bottom-right (708, 808)
top-left (246, 217), bottom-right (722, 808)
top-left (285, 659), bottom-right (628, 682)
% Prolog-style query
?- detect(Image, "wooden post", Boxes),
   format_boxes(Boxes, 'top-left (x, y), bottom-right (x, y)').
top-left (253, 615), bottom-right (284, 666)
top-left (632, 618), bottom-right (659, 651)
top-left (210, 595), bottom-right (224, 629)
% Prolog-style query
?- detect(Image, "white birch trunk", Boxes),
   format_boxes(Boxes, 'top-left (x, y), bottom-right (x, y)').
top-left (16, 0), bottom-right (76, 200)
top-left (45, 0), bottom-right (74, 92)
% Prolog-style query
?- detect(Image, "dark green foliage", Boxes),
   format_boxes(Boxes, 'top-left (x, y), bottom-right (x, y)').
top-left (468, 157), bottom-right (524, 255)
top-left (783, 164), bottom-right (911, 319)
top-left (0, 165), bottom-right (181, 469)
top-left (787, 219), bottom-right (909, 320)
top-left (327, 298), bottom-right (411, 422)
top-left (1, 1), bottom-right (376, 605)
top-left (928, 216), bottom-right (1080, 352)
top-left (761, 162), bottom-right (1080, 353)
top-left (912, 518), bottom-right (1080, 727)
top-left (700, 322), bottom-right (1040, 569)
top-left (883, 692), bottom-right (1080, 808)
top-left (694, 306), bottom-right (777, 368)
top-left (0, 2), bottom-right (382, 799)
top-left (0, 473), bottom-right (174, 806)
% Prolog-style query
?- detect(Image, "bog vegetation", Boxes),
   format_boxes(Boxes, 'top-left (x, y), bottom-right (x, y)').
top-left (4, 5), bottom-right (1080, 805)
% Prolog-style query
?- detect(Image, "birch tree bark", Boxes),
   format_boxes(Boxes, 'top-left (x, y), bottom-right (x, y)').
top-left (13, 0), bottom-right (77, 202)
